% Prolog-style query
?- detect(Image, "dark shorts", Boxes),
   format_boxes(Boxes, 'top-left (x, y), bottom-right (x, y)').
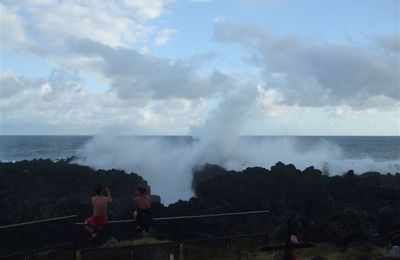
top-left (136, 208), bottom-right (152, 231)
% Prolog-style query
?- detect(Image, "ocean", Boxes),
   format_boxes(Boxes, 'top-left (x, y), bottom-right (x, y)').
top-left (0, 135), bottom-right (399, 162)
top-left (1, 135), bottom-right (399, 203)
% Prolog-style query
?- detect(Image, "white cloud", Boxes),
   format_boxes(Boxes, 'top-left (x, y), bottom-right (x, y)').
top-left (154, 28), bottom-right (176, 46)
top-left (334, 105), bottom-right (377, 118)
top-left (0, 3), bottom-right (36, 52)
top-left (0, 69), bottom-right (214, 134)
top-left (0, 70), bottom-right (100, 132)
top-left (1, 1), bottom-right (398, 135)
top-left (19, 1), bottom-right (148, 48)
top-left (122, 0), bottom-right (174, 20)
top-left (254, 86), bottom-right (287, 117)
top-left (0, 71), bottom-right (31, 110)
top-left (39, 83), bottom-right (53, 97)
top-left (213, 21), bottom-right (400, 109)
top-left (1, 0), bottom-right (174, 51)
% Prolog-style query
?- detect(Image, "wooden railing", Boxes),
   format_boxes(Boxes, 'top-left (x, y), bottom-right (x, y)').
top-left (0, 215), bottom-right (77, 259)
top-left (1, 210), bottom-right (271, 260)
top-left (75, 210), bottom-right (271, 225)
top-left (0, 215), bottom-right (78, 229)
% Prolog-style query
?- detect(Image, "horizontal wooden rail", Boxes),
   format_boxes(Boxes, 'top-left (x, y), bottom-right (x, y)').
top-left (80, 242), bottom-right (179, 254)
top-left (261, 242), bottom-right (315, 251)
top-left (80, 233), bottom-right (270, 254)
top-left (75, 210), bottom-right (270, 226)
top-left (0, 211), bottom-right (271, 259)
top-left (0, 215), bottom-right (77, 229)
top-left (0, 242), bottom-right (74, 259)
top-left (155, 210), bottom-right (271, 221)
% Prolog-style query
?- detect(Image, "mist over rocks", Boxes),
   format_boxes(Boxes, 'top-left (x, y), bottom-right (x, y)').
top-left (74, 134), bottom-right (400, 204)
top-left (77, 135), bottom-right (400, 205)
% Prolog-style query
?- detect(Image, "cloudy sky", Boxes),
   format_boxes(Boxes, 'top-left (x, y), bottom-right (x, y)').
top-left (0, 0), bottom-right (399, 135)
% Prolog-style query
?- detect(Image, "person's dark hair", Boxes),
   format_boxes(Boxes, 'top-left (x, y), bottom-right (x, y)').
top-left (136, 186), bottom-right (147, 195)
top-left (94, 185), bottom-right (103, 195)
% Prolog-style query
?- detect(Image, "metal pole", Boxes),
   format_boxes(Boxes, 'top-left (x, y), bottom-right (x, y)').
top-left (179, 243), bottom-right (184, 260)
top-left (72, 216), bottom-right (78, 260)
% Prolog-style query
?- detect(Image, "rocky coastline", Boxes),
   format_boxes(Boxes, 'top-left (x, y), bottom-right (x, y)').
top-left (1, 158), bottom-right (399, 246)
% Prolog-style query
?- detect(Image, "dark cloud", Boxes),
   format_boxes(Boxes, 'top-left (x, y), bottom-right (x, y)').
top-left (66, 38), bottom-right (239, 101)
top-left (372, 33), bottom-right (400, 54)
top-left (214, 22), bottom-right (400, 108)
top-left (0, 72), bottom-right (28, 99)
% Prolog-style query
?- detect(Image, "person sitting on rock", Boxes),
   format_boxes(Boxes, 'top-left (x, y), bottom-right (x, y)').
top-left (85, 185), bottom-right (112, 239)
top-left (133, 186), bottom-right (152, 232)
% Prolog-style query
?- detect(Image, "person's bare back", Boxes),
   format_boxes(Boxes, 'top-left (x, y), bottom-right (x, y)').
top-left (84, 186), bottom-right (112, 238)
top-left (91, 195), bottom-right (111, 216)
top-left (91, 186), bottom-right (112, 216)
top-left (134, 195), bottom-right (151, 210)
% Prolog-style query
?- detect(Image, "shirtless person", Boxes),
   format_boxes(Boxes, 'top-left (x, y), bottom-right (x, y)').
top-left (85, 185), bottom-right (112, 239)
top-left (133, 186), bottom-right (152, 232)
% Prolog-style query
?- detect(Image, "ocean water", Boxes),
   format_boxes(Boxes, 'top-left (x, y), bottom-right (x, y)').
top-left (1, 135), bottom-right (399, 203)
top-left (0, 135), bottom-right (92, 162)
top-left (0, 135), bottom-right (399, 162)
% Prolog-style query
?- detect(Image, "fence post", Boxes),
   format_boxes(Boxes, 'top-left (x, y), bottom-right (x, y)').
top-left (180, 218), bottom-right (186, 260)
top-left (179, 242), bottom-right (184, 260)
top-left (224, 216), bottom-right (229, 253)
top-left (72, 216), bottom-right (77, 260)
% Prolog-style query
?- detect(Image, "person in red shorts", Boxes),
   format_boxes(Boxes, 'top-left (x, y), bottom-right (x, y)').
top-left (84, 185), bottom-right (112, 239)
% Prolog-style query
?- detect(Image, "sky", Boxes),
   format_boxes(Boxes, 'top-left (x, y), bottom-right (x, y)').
top-left (0, 0), bottom-right (399, 136)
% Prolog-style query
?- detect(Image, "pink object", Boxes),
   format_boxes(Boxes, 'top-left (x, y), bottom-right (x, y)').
top-left (290, 235), bottom-right (299, 244)
top-left (85, 215), bottom-right (107, 227)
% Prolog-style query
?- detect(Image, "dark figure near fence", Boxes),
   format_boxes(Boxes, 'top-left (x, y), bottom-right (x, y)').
top-left (285, 218), bottom-right (300, 260)
top-left (261, 217), bottom-right (314, 260)
top-left (84, 185), bottom-right (112, 239)
top-left (133, 186), bottom-right (152, 232)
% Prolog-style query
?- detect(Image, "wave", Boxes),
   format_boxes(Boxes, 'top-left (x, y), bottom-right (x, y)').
top-left (76, 135), bottom-right (400, 204)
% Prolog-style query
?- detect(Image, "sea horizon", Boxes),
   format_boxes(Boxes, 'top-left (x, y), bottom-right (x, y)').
top-left (1, 134), bottom-right (399, 137)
